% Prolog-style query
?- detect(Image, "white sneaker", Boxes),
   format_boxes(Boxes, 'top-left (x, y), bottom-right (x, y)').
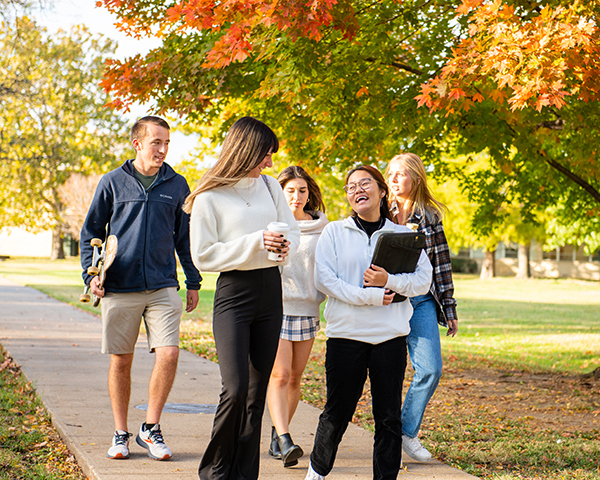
top-left (135, 423), bottom-right (172, 460)
top-left (107, 430), bottom-right (132, 459)
top-left (402, 434), bottom-right (432, 462)
top-left (305, 462), bottom-right (326, 480)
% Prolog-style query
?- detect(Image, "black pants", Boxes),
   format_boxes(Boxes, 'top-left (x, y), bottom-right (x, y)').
top-left (310, 336), bottom-right (407, 480)
top-left (199, 268), bottom-right (283, 480)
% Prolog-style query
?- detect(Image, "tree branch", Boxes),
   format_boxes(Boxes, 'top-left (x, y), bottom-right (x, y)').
top-left (389, 61), bottom-right (425, 75)
top-left (364, 57), bottom-right (424, 75)
top-left (545, 157), bottom-right (600, 204)
top-left (0, 79), bottom-right (30, 99)
top-left (537, 118), bottom-right (564, 130)
top-left (464, 110), bottom-right (600, 205)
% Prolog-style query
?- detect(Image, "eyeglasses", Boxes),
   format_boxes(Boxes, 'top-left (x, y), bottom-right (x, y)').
top-left (344, 178), bottom-right (374, 194)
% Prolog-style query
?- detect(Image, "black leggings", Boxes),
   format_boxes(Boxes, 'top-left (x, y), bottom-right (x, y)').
top-left (310, 336), bottom-right (407, 480)
top-left (199, 267), bottom-right (283, 480)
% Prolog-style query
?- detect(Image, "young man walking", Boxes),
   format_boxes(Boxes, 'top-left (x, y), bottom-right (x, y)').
top-left (80, 116), bottom-right (201, 461)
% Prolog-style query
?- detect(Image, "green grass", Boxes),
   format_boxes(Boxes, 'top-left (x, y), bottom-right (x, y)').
top-left (1, 257), bottom-right (599, 480)
top-left (1, 259), bottom-right (598, 379)
top-left (445, 274), bottom-right (600, 373)
top-left (0, 347), bottom-right (86, 480)
top-left (428, 414), bottom-right (600, 480)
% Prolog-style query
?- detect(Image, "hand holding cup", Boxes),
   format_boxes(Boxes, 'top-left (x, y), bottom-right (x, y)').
top-left (264, 222), bottom-right (290, 262)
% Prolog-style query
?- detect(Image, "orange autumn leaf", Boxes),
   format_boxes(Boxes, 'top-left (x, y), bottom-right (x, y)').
top-left (418, 1), bottom-right (600, 114)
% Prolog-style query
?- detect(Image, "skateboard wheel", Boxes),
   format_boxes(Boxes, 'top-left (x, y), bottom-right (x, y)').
top-left (80, 294), bottom-right (91, 303)
top-left (87, 266), bottom-right (100, 275)
top-left (91, 238), bottom-right (103, 247)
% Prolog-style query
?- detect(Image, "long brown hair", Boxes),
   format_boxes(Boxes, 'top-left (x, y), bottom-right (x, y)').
top-left (277, 166), bottom-right (326, 213)
top-left (345, 165), bottom-right (392, 221)
top-left (183, 117), bottom-right (278, 213)
top-left (385, 153), bottom-right (447, 223)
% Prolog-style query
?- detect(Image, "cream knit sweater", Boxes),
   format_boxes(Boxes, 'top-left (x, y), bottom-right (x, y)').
top-left (282, 211), bottom-right (328, 317)
top-left (190, 175), bottom-right (300, 273)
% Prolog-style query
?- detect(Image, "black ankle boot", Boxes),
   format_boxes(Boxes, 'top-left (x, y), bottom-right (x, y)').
top-left (277, 433), bottom-right (303, 468)
top-left (268, 426), bottom-right (281, 459)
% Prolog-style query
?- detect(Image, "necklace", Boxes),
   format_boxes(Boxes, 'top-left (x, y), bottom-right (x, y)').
top-left (233, 184), bottom-right (252, 207)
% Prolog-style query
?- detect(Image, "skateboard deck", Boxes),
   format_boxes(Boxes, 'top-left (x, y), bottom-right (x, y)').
top-left (79, 235), bottom-right (118, 307)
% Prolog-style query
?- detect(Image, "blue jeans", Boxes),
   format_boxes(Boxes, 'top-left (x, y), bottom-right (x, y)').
top-left (401, 292), bottom-right (443, 438)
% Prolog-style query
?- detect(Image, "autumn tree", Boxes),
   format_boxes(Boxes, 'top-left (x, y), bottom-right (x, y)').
top-left (415, 0), bottom-right (600, 243)
top-left (99, 0), bottom-right (462, 164)
top-left (99, 0), bottom-right (600, 246)
top-left (57, 174), bottom-right (103, 242)
top-left (0, 17), bottom-right (129, 259)
top-left (0, 0), bottom-right (42, 18)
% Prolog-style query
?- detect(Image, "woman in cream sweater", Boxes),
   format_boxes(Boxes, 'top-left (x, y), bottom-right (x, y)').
top-left (266, 166), bottom-right (328, 468)
top-left (184, 117), bottom-right (300, 480)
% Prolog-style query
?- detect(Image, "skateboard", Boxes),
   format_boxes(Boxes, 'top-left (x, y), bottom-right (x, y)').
top-left (80, 235), bottom-right (118, 307)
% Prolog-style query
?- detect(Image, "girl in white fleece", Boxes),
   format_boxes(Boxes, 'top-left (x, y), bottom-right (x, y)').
top-left (305, 165), bottom-right (432, 480)
top-left (267, 166), bottom-right (328, 468)
top-left (185, 117), bottom-right (300, 480)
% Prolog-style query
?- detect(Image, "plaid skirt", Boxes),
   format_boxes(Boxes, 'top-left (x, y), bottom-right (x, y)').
top-left (280, 315), bottom-right (321, 341)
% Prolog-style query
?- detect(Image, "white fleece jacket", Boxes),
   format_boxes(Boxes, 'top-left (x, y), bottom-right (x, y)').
top-left (190, 175), bottom-right (300, 273)
top-left (315, 216), bottom-right (433, 344)
top-left (282, 210), bottom-right (328, 317)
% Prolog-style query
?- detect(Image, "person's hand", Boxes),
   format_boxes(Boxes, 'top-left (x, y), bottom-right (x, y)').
top-left (263, 230), bottom-right (291, 261)
top-left (89, 276), bottom-right (104, 298)
top-left (363, 264), bottom-right (388, 288)
top-left (382, 289), bottom-right (396, 305)
top-left (446, 318), bottom-right (458, 337)
top-left (186, 289), bottom-right (200, 313)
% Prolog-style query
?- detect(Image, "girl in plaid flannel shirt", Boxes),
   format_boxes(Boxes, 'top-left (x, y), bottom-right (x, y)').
top-left (386, 152), bottom-right (459, 463)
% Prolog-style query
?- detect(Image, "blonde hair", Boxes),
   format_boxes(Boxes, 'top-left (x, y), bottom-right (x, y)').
top-left (385, 153), bottom-right (447, 223)
top-left (183, 117), bottom-right (278, 214)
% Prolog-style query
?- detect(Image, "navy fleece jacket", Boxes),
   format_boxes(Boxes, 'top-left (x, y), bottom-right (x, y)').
top-left (80, 159), bottom-right (201, 293)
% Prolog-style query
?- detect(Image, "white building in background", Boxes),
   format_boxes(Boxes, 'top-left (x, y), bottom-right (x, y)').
top-left (2, 226), bottom-right (598, 281)
top-left (458, 240), bottom-right (600, 281)
top-left (0, 228), bottom-right (79, 258)
top-left (0, 227), bottom-right (53, 258)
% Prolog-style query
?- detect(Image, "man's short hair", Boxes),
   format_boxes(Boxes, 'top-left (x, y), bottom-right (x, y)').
top-left (131, 116), bottom-right (170, 142)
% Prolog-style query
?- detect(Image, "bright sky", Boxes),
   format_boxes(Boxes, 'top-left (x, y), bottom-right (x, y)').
top-left (37, 0), bottom-right (199, 165)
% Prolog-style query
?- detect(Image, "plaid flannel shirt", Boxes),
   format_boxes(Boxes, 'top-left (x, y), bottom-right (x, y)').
top-left (407, 211), bottom-right (458, 327)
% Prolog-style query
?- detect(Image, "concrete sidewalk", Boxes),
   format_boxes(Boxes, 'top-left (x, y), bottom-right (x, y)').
top-left (0, 276), bottom-right (478, 480)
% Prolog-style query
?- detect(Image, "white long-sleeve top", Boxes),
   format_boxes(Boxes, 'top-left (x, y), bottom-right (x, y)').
top-left (315, 216), bottom-right (433, 344)
top-left (190, 175), bottom-right (300, 273)
top-left (282, 210), bottom-right (328, 317)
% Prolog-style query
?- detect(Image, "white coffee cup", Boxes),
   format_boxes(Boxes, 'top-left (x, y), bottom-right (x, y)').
top-left (266, 222), bottom-right (290, 262)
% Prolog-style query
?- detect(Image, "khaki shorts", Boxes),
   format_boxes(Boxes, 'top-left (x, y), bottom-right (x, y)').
top-left (100, 287), bottom-right (183, 354)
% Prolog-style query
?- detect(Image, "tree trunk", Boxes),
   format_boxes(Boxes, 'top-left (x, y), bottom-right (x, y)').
top-left (480, 248), bottom-right (496, 279)
top-left (516, 243), bottom-right (531, 279)
top-left (51, 227), bottom-right (65, 260)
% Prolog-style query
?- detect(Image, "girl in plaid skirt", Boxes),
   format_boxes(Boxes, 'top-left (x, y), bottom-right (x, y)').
top-left (267, 166), bottom-right (328, 468)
